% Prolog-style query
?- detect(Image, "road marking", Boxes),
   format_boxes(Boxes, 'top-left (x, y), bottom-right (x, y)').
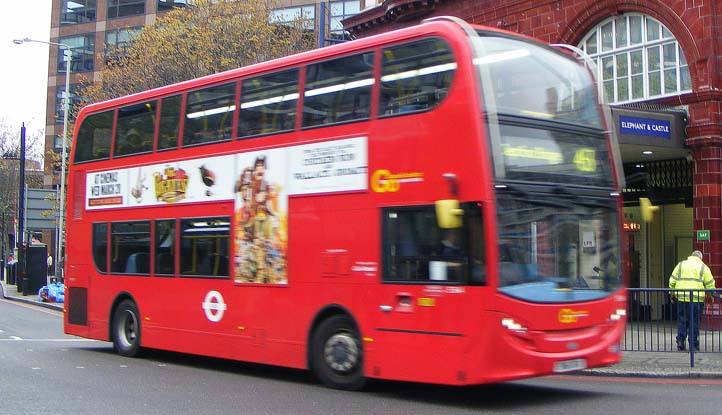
top-left (10, 336), bottom-right (22, 340)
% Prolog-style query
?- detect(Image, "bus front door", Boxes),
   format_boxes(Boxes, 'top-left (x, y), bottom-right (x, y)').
top-left (371, 282), bottom-right (469, 383)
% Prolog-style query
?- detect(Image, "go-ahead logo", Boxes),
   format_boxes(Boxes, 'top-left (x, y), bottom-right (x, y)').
top-left (558, 308), bottom-right (589, 324)
top-left (371, 169), bottom-right (424, 193)
top-left (202, 290), bottom-right (227, 323)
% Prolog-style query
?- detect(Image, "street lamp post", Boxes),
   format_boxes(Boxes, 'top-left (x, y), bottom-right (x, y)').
top-left (13, 37), bottom-right (72, 280)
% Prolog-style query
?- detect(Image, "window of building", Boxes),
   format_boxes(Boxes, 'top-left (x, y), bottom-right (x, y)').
top-left (180, 217), bottom-right (230, 278)
top-left (107, 0), bottom-right (145, 19)
top-left (110, 221), bottom-right (151, 274)
top-left (271, 5), bottom-right (316, 31)
top-left (578, 14), bottom-right (692, 104)
top-left (329, 1), bottom-right (360, 41)
top-left (302, 52), bottom-right (374, 127)
top-left (60, 0), bottom-right (97, 25)
top-left (54, 84), bottom-right (82, 126)
top-left (239, 68), bottom-right (299, 137)
top-left (157, 0), bottom-right (188, 13)
top-left (105, 26), bottom-right (142, 61)
top-left (381, 203), bottom-right (485, 284)
top-left (183, 82), bottom-right (236, 146)
top-left (58, 34), bottom-right (95, 73)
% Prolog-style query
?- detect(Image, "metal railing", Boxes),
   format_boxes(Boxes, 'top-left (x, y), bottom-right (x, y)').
top-left (625, 288), bottom-right (722, 366)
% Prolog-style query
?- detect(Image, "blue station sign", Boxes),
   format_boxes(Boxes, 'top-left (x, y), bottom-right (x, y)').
top-left (619, 115), bottom-right (671, 138)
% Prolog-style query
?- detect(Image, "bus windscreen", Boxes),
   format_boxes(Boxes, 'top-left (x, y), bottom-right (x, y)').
top-left (475, 33), bottom-right (602, 129)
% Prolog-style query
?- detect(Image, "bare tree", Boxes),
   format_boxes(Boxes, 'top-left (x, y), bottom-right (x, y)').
top-left (0, 118), bottom-right (45, 257)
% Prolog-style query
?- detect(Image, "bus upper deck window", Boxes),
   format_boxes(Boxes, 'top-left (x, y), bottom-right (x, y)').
top-left (239, 68), bottom-right (299, 138)
top-left (183, 82), bottom-right (236, 146)
top-left (302, 52), bottom-right (373, 128)
top-left (379, 38), bottom-right (456, 117)
top-left (158, 95), bottom-right (182, 151)
top-left (115, 101), bottom-right (156, 157)
top-left (74, 110), bottom-right (113, 163)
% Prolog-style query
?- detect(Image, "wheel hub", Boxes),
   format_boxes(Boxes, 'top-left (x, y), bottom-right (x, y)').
top-left (324, 332), bottom-right (359, 373)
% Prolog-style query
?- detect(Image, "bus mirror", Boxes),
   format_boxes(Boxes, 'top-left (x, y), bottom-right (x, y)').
top-left (640, 197), bottom-right (659, 223)
top-left (435, 199), bottom-right (464, 229)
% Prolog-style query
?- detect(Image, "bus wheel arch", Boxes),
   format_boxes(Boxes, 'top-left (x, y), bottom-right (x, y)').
top-left (308, 306), bottom-right (366, 390)
top-left (109, 294), bottom-right (142, 357)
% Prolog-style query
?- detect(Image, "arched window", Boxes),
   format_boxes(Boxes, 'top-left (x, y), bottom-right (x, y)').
top-left (578, 14), bottom-right (691, 104)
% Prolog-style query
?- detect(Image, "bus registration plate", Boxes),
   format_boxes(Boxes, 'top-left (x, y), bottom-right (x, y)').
top-left (553, 358), bottom-right (586, 373)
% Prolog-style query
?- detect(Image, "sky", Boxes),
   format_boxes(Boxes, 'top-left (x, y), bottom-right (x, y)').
top-left (0, 0), bottom-right (52, 132)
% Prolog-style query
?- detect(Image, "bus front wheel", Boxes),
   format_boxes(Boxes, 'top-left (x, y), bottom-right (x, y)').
top-left (112, 300), bottom-right (142, 357)
top-left (311, 315), bottom-right (366, 390)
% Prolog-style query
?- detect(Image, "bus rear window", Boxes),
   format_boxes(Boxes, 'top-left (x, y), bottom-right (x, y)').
top-left (92, 223), bottom-right (108, 273)
top-left (74, 110), bottom-right (113, 163)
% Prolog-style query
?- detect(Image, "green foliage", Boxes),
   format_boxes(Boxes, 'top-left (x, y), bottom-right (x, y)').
top-left (80, 0), bottom-right (315, 106)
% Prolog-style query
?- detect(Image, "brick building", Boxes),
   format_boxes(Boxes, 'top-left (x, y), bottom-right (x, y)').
top-left (345, 0), bottom-right (721, 291)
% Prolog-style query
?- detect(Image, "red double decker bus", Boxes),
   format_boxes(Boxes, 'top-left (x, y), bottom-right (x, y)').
top-left (64, 17), bottom-right (627, 389)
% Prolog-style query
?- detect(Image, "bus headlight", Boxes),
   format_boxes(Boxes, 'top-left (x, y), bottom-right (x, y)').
top-left (501, 318), bottom-right (527, 333)
top-left (609, 309), bottom-right (626, 321)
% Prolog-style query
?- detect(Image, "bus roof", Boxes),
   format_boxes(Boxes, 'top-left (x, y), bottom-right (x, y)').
top-left (76, 18), bottom-right (511, 119)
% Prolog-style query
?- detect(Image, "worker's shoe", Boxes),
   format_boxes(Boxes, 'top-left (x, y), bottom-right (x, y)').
top-left (677, 341), bottom-right (686, 351)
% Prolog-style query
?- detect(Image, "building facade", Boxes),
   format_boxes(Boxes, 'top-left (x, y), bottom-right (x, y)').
top-left (44, 0), bottom-right (365, 267)
top-left (345, 0), bottom-right (721, 290)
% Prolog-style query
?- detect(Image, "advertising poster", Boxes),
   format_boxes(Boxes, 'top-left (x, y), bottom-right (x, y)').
top-left (130, 154), bottom-right (236, 206)
top-left (288, 137), bottom-right (367, 195)
top-left (233, 148), bottom-right (289, 284)
top-left (86, 169), bottom-right (129, 209)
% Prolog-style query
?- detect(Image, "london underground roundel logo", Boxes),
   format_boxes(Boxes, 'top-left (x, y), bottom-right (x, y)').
top-left (202, 291), bottom-right (227, 322)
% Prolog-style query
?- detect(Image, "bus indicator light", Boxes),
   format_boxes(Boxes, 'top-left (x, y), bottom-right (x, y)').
top-left (417, 297), bottom-right (436, 307)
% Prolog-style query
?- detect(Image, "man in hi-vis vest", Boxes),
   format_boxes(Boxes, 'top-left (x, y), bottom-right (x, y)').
top-left (669, 250), bottom-right (716, 351)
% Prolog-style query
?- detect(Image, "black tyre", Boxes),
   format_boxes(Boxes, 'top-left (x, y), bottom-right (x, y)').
top-left (310, 315), bottom-right (366, 390)
top-left (112, 300), bottom-right (142, 357)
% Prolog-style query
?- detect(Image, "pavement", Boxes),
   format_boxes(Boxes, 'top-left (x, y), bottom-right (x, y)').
top-left (1, 277), bottom-right (721, 379)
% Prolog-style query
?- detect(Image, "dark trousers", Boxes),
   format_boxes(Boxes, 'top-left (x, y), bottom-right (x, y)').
top-left (676, 301), bottom-right (704, 347)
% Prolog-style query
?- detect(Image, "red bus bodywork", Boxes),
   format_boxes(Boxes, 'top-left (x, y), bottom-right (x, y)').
top-left (64, 18), bottom-right (626, 388)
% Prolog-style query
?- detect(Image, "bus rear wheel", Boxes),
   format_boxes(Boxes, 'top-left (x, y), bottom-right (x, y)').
top-left (112, 300), bottom-right (142, 357)
top-left (311, 315), bottom-right (366, 390)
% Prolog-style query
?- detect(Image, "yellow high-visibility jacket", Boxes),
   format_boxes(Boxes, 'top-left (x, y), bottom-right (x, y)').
top-left (669, 255), bottom-right (716, 302)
